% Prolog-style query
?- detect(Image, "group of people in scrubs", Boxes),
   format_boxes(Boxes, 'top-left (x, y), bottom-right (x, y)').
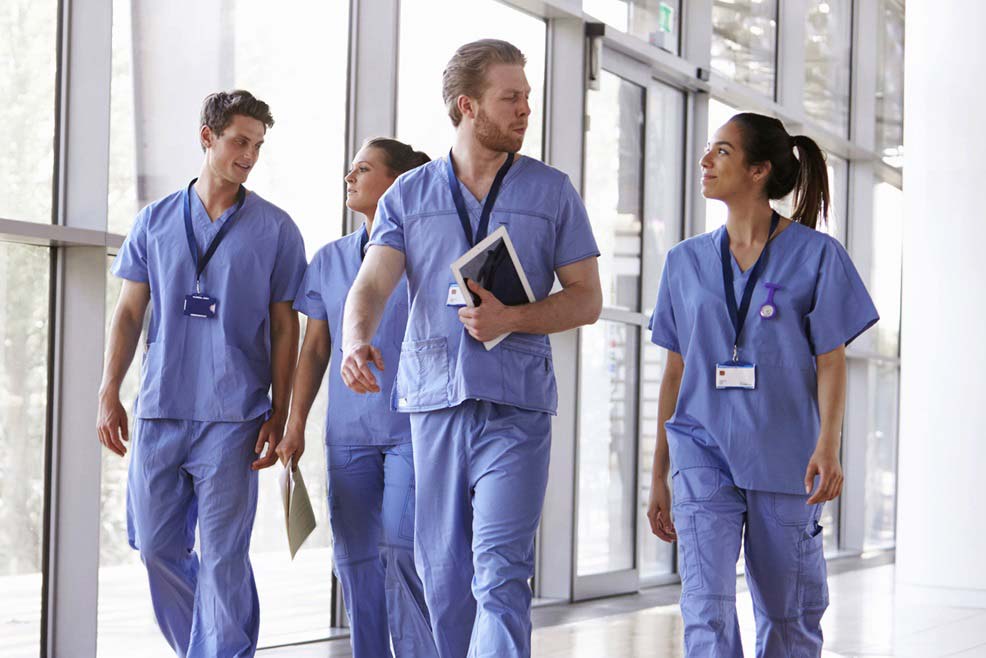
top-left (96, 34), bottom-right (877, 658)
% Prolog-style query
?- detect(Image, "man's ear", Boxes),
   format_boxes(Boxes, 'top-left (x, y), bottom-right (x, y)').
top-left (457, 94), bottom-right (477, 122)
top-left (200, 124), bottom-right (215, 151)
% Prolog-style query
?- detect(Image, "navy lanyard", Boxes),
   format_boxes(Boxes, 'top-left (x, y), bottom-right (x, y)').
top-left (183, 178), bottom-right (247, 292)
top-left (445, 149), bottom-right (515, 247)
top-left (720, 210), bottom-right (780, 360)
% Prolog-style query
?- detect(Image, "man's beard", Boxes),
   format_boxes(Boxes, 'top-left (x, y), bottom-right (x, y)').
top-left (474, 108), bottom-right (525, 153)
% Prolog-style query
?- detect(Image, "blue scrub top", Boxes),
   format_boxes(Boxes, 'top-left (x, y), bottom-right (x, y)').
top-left (112, 187), bottom-right (307, 422)
top-left (649, 221), bottom-right (879, 494)
top-left (293, 225), bottom-right (411, 445)
top-left (368, 154), bottom-right (600, 415)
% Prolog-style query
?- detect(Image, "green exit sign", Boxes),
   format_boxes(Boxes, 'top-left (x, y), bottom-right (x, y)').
top-left (658, 2), bottom-right (674, 33)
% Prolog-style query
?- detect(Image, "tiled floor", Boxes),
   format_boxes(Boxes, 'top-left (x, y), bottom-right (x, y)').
top-left (261, 556), bottom-right (986, 657)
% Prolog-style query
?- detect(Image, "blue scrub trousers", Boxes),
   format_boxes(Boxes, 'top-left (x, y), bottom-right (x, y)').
top-left (126, 417), bottom-right (264, 658)
top-left (326, 442), bottom-right (437, 658)
top-left (410, 400), bottom-right (551, 658)
top-left (672, 466), bottom-right (829, 657)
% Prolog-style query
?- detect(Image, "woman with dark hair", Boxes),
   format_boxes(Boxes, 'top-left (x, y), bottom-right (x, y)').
top-left (278, 138), bottom-right (436, 658)
top-left (646, 113), bottom-right (878, 656)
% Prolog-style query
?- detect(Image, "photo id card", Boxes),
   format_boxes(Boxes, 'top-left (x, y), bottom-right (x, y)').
top-left (446, 283), bottom-right (466, 307)
top-left (183, 293), bottom-right (218, 319)
top-left (715, 361), bottom-right (756, 390)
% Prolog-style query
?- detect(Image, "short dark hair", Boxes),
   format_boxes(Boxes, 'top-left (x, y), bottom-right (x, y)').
top-left (199, 90), bottom-right (274, 151)
top-left (362, 138), bottom-right (431, 176)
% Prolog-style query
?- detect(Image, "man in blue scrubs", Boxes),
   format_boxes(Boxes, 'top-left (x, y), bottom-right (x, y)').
top-left (97, 90), bottom-right (307, 658)
top-left (341, 40), bottom-right (602, 658)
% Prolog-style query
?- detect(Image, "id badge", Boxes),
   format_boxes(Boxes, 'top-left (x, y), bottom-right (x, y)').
top-left (183, 293), bottom-right (218, 319)
top-left (446, 283), bottom-right (466, 307)
top-left (715, 361), bottom-right (756, 389)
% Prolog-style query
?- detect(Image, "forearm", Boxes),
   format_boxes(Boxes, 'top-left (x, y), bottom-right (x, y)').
top-left (343, 279), bottom-right (390, 349)
top-left (505, 282), bottom-right (601, 335)
top-left (287, 336), bottom-right (330, 431)
top-left (98, 308), bottom-right (144, 399)
top-left (815, 346), bottom-right (847, 452)
top-left (269, 314), bottom-right (300, 422)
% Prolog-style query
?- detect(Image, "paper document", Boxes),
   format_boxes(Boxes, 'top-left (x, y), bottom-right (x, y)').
top-left (279, 462), bottom-right (317, 559)
top-left (450, 225), bottom-right (535, 350)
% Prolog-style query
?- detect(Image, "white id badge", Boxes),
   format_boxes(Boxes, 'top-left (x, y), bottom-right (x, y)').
top-left (715, 362), bottom-right (756, 389)
top-left (446, 283), bottom-right (467, 307)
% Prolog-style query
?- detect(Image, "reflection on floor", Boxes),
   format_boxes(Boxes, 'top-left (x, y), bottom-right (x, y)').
top-left (260, 556), bottom-right (986, 657)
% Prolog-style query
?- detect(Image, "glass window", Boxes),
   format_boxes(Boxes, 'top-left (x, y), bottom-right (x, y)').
top-left (803, 0), bottom-right (852, 137)
top-left (862, 360), bottom-right (899, 549)
top-left (107, 0), bottom-right (350, 258)
top-left (397, 0), bottom-right (546, 163)
top-left (583, 0), bottom-right (681, 53)
top-left (577, 320), bottom-right (639, 576)
top-left (871, 182), bottom-right (903, 358)
top-left (875, 0), bottom-right (905, 168)
top-left (711, 0), bottom-right (778, 98)
top-left (584, 71), bottom-right (645, 311)
top-left (0, 243), bottom-right (50, 658)
top-left (0, 1), bottom-right (58, 224)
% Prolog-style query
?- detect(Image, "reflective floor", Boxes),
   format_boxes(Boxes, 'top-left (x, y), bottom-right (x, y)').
top-left (261, 559), bottom-right (986, 657)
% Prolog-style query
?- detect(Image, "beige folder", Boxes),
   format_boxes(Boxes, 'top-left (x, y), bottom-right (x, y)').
top-left (279, 462), bottom-right (317, 559)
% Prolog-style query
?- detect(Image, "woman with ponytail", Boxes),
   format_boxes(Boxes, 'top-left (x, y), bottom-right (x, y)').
top-left (278, 138), bottom-right (437, 658)
top-left (645, 113), bottom-right (878, 656)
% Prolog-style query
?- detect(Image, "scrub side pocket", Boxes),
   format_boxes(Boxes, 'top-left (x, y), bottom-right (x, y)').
top-left (671, 468), bottom-right (722, 594)
top-left (394, 337), bottom-right (450, 410)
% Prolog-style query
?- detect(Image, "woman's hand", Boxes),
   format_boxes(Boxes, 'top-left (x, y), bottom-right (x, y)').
top-left (804, 444), bottom-right (843, 504)
top-left (646, 477), bottom-right (677, 543)
top-left (276, 423), bottom-right (306, 468)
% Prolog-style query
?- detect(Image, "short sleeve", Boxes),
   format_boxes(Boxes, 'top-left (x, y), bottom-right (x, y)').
top-left (649, 256), bottom-right (680, 354)
top-left (554, 176), bottom-right (600, 269)
top-left (270, 218), bottom-right (308, 303)
top-left (111, 207), bottom-right (150, 283)
top-left (367, 180), bottom-right (406, 253)
top-left (805, 237), bottom-right (879, 355)
top-left (292, 254), bottom-right (328, 320)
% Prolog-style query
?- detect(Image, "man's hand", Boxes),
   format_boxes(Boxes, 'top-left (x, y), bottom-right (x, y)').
top-left (341, 343), bottom-right (384, 394)
top-left (276, 423), bottom-right (306, 468)
top-left (804, 443), bottom-right (843, 504)
top-left (252, 415), bottom-right (285, 470)
top-left (457, 279), bottom-right (516, 342)
top-left (97, 391), bottom-right (130, 457)
top-left (646, 476), bottom-right (677, 543)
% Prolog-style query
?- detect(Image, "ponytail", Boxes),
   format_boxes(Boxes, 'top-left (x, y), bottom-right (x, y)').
top-left (728, 113), bottom-right (831, 229)
top-left (790, 135), bottom-right (829, 229)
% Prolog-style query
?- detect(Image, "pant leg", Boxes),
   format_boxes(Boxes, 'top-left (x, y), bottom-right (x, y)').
top-left (381, 441), bottom-right (439, 658)
top-left (672, 466), bottom-right (746, 658)
top-left (183, 419), bottom-right (263, 658)
top-left (410, 405), bottom-right (477, 658)
top-left (744, 491), bottom-right (828, 658)
top-left (325, 444), bottom-right (391, 658)
top-left (126, 418), bottom-right (198, 657)
top-left (467, 403), bottom-right (551, 658)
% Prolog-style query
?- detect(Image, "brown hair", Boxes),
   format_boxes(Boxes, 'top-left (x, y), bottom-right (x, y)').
top-left (442, 39), bottom-right (526, 127)
top-left (728, 113), bottom-right (830, 229)
top-left (363, 138), bottom-right (430, 176)
top-left (199, 90), bottom-right (274, 151)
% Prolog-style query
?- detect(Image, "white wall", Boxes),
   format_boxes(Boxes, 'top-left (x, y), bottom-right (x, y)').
top-left (896, 0), bottom-right (986, 606)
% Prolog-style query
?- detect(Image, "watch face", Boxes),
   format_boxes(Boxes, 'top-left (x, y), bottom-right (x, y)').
top-left (759, 304), bottom-right (775, 319)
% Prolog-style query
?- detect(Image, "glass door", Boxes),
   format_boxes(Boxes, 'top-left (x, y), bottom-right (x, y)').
top-left (574, 48), bottom-right (685, 599)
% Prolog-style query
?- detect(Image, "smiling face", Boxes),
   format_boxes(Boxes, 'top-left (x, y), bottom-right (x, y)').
top-left (344, 146), bottom-right (398, 217)
top-left (467, 63), bottom-right (531, 153)
top-left (201, 113), bottom-right (266, 185)
top-left (700, 120), bottom-right (770, 202)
